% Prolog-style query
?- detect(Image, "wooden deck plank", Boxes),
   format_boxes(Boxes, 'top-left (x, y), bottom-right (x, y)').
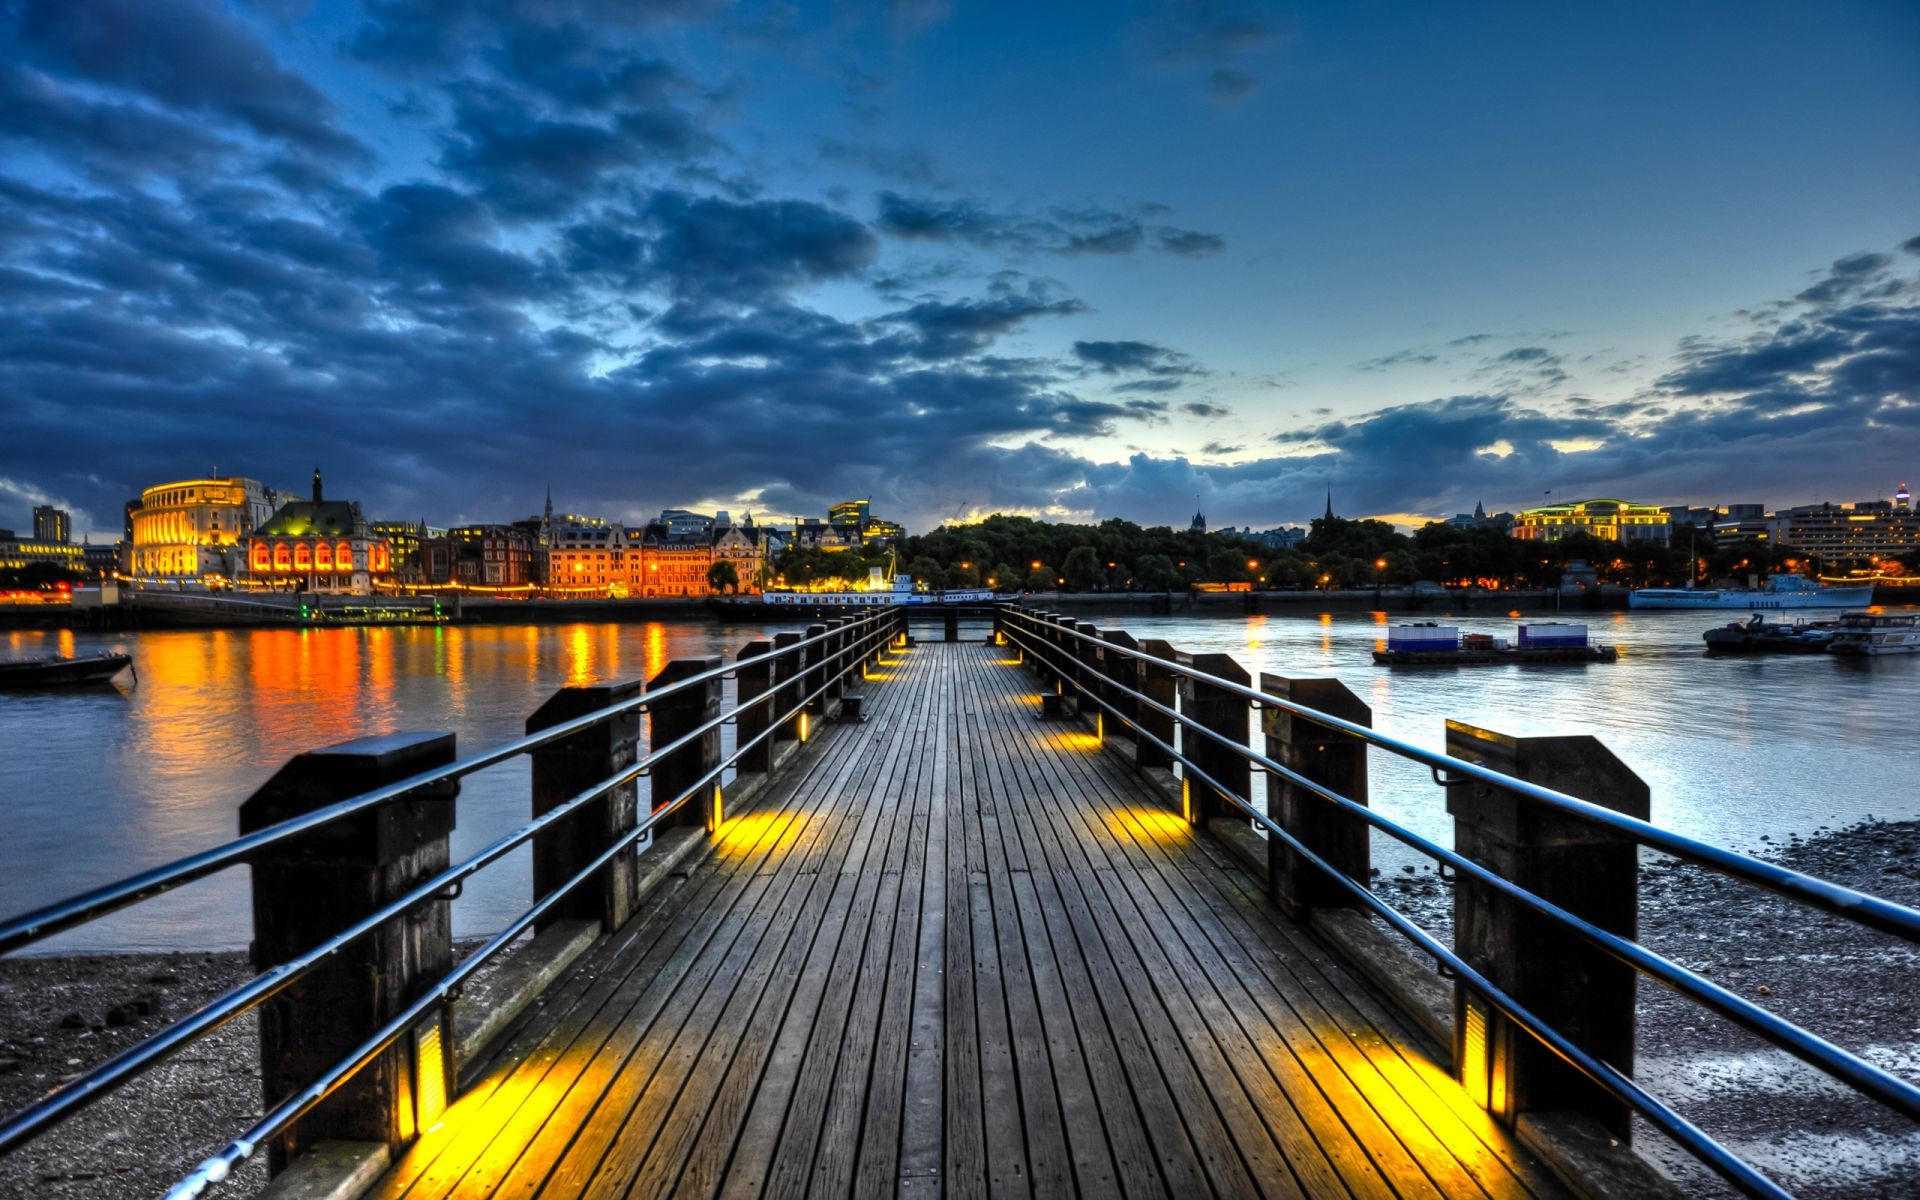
top-left (374, 638), bottom-right (1571, 1200)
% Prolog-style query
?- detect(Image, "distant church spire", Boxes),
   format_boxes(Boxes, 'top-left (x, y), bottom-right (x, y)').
top-left (313, 466), bottom-right (323, 504)
top-left (1323, 485), bottom-right (1334, 522)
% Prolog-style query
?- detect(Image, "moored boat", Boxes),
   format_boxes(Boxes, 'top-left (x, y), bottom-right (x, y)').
top-left (1701, 614), bottom-right (1837, 655)
top-left (1826, 611), bottom-right (1920, 656)
top-left (1373, 621), bottom-right (1616, 666)
top-left (0, 651), bottom-right (134, 688)
top-left (716, 570), bottom-right (996, 620)
top-left (1630, 575), bottom-right (1872, 610)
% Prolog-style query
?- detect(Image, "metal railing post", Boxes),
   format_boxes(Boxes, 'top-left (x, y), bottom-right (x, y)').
top-left (734, 639), bottom-right (775, 774)
top-left (1445, 720), bottom-right (1647, 1138)
top-left (1134, 639), bottom-right (1178, 773)
top-left (1177, 653), bottom-right (1252, 824)
top-left (649, 656), bottom-right (724, 830)
top-left (527, 682), bottom-right (643, 932)
top-left (1259, 674), bottom-right (1371, 919)
top-left (238, 732), bottom-right (458, 1173)
top-left (772, 631), bottom-right (804, 742)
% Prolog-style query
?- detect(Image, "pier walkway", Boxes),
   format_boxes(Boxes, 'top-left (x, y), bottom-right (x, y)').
top-left (370, 640), bottom-right (1562, 1200)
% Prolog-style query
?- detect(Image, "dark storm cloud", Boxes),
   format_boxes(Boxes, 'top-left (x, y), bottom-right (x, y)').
top-left (883, 281), bottom-right (1086, 359)
top-left (438, 85), bottom-right (711, 219)
top-left (1182, 401), bottom-right (1231, 418)
top-left (875, 192), bottom-right (1225, 258)
top-left (0, 66), bottom-right (234, 183)
top-left (5, 0), bottom-right (361, 160)
top-left (638, 190), bottom-right (878, 307)
top-left (1071, 339), bottom-right (1206, 382)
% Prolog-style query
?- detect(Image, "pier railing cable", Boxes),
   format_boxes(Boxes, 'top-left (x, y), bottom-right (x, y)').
top-left (997, 606), bottom-right (1920, 1200)
top-left (0, 609), bottom-right (904, 1194)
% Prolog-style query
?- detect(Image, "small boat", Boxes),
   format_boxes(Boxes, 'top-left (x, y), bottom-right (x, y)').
top-left (1826, 611), bottom-right (1920, 656)
top-left (1701, 614), bottom-right (1837, 655)
top-left (1373, 621), bottom-right (1616, 666)
top-left (0, 651), bottom-right (134, 688)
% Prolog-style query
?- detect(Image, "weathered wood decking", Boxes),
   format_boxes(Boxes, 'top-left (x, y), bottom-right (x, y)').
top-left (373, 640), bottom-right (1567, 1199)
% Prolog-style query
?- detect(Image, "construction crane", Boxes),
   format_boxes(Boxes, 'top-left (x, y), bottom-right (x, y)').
top-left (949, 500), bottom-right (969, 526)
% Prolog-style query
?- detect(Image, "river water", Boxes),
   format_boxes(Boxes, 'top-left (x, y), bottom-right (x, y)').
top-left (3, 607), bottom-right (1915, 952)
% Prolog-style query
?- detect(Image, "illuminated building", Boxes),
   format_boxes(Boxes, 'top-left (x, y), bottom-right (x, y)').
top-left (1754, 497), bottom-right (1920, 564)
top-left (829, 499), bottom-right (870, 528)
top-left (242, 469), bottom-right (390, 595)
top-left (1511, 498), bottom-right (1670, 545)
top-left (127, 477), bottom-right (283, 579)
top-left (427, 525), bottom-right (538, 586)
top-left (370, 520), bottom-right (443, 581)
top-left (547, 514), bottom-right (626, 590)
top-left (33, 506), bottom-right (70, 544)
top-left (0, 530), bottom-right (84, 573)
top-left (825, 498), bottom-right (902, 547)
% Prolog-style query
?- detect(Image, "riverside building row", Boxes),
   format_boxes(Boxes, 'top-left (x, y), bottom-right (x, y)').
top-left (95, 471), bottom-right (902, 596)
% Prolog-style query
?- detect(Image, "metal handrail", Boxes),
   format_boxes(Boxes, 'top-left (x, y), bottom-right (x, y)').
top-left (0, 616), bottom-right (878, 956)
top-left (162, 616), bottom-right (903, 1197)
top-left (1002, 609), bottom-right (1920, 943)
top-left (0, 611), bottom-right (899, 1162)
top-left (999, 609), bottom-right (1920, 1200)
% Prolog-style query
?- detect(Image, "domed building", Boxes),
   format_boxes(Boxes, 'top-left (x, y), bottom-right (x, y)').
top-left (243, 469), bottom-right (391, 594)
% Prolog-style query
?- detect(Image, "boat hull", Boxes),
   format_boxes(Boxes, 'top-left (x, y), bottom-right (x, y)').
top-left (0, 653), bottom-right (132, 687)
top-left (1372, 645), bottom-right (1616, 667)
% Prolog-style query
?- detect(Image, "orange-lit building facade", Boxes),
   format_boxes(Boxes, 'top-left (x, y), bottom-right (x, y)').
top-left (541, 513), bottom-right (780, 597)
top-left (127, 477), bottom-right (283, 580)
top-left (242, 471), bottom-right (389, 595)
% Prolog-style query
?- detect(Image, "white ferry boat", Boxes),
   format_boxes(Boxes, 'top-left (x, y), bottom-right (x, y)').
top-left (1826, 611), bottom-right (1920, 656)
top-left (1629, 575), bottom-right (1873, 611)
top-left (720, 569), bottom-right (995, 618)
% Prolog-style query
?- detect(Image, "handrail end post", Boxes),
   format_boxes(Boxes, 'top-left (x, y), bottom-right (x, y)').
top-left (1445, 720), bottom-right (1648, 1138)
top-left (238, 731), bottom-right (459, 1174)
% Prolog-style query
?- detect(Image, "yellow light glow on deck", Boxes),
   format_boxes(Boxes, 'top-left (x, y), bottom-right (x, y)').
top-left (1105, 806), bottom-right (1190, 841)
top-left (798, 711), bottom-right (810, 742)
top-left (1180, 776), bottom-right (1194, 822)
top-left (708, 783), bottom-right (724, 832)
top-left (1050, 731), bottom-right (1102, 753)
top-left (715, 810), bottom-right (786, 857)
top-left (863, 671), bottom-right (895, 681)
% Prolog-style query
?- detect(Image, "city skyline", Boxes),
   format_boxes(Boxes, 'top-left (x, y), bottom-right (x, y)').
top-left (1, 1), bottom-right (1916, 540)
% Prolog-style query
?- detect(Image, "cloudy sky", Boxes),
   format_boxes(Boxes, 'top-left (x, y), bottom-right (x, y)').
top-left (2, 0), bottom-right (1917, 540)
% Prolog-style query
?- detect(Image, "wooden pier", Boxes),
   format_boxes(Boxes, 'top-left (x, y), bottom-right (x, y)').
top-left (369, 640), bottom-right (1563, 1199)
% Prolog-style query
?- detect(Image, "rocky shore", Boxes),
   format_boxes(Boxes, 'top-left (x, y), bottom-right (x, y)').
top-left (1377, 817), bottom-right (1920, 1199)
top-left (3, 821), bottom-right (1915, 1199)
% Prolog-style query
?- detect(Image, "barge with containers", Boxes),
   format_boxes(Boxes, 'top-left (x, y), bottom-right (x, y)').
top-left (1373, 621), bottom-right (1617, 666)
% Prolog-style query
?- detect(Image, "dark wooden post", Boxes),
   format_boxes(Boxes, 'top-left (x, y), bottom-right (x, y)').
top-left (802, 622), bottom-right (829, 712)
top-left (240, 732), bottom-right (457, 1172)
top-left (734, 640), bottom-right (775, 774)
top-left (772, 630), bottom-right (804, 742)
top-left (1135, 639), bottom-right (1178, 772)
top-left (821, 618), bottom-right (848, 708)
top-left (1100, 631), bottom-right (1141, 737)
top-left (1259, 675), bottom-right (1370, 919)
top-left (1177, 653), bottom-right (1252, 824)
top-left (650, 657), bottom-right (724, 830)
top-left (527, 682), bottom-right (642, 932)
top-left (944, 606), bottom-right (959, 642)
top-left (1070, 620), bottom-right (1105, 729)
top-left (1445, 721), bottom-right (1647, 1138)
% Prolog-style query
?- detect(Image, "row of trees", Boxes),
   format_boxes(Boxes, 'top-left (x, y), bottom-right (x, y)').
top-left (770, 513), bottom-right (1918, 594)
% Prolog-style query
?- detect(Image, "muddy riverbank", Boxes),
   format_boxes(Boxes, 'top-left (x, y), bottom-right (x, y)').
top-left (1377, 816), bottom-right (1920, 1198)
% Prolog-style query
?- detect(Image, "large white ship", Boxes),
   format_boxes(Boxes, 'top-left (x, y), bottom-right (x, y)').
top-left (1628, 575), bottom-right (1874, 610)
